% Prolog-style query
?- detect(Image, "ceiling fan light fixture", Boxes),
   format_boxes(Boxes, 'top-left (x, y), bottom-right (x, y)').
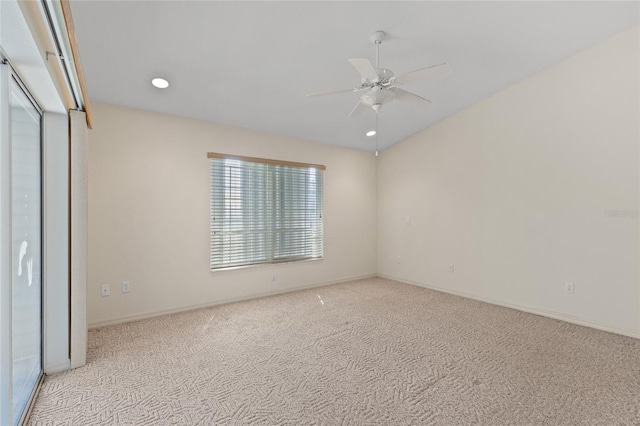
top-left (151, 77), bottom-right (170, 89)
top-left (366, 130), bottom-right (376, 137)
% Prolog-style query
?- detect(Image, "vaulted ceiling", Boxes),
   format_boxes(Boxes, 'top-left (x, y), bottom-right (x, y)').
top-left (70, 1), bottom-right (638, 151)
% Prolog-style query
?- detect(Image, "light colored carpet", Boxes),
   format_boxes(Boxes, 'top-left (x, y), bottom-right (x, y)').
top-left (28, 278), bottom-right (640, 425)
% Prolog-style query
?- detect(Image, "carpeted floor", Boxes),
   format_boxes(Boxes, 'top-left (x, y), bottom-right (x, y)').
top-left (28, 278), bottom-right (640, 425)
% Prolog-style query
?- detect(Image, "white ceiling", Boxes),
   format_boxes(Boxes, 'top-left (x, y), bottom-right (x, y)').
top-left (70, 1), bottom-right (639, 151)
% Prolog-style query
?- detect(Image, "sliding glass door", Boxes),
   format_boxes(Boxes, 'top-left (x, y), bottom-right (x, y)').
top-left (0, 64), bottom-right (43, 425)
top-left (10, 76), bottom-right (42, 425)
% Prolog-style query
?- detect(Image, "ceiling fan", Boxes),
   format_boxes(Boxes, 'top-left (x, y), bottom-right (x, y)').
top-left (307, 31), bottom-right (453, 117)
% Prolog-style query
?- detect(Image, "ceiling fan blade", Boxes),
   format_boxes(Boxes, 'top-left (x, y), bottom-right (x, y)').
top-left (393, 63), bottom-right (453, 86)
top-left (389, 88), bottom-right (431, 108)
top-left (306, 88), bottom-right (360, 98)
top-left (348, 58), bottom-right (379, 82)
top-left (348, 101), bottom-right (369, 118)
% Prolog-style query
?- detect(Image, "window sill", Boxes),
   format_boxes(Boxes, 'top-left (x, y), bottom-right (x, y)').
top-left (210, 257), bottom-right (324, 273)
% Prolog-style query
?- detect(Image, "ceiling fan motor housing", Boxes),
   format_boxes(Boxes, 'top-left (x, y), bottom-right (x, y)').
top-left (358, 68), bottom-right (396, 107)
top-left (366, 68), bottom-right (394, 85)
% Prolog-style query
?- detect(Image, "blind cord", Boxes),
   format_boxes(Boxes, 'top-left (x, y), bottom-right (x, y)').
top-left (375, 111), bottom-right (379, 157)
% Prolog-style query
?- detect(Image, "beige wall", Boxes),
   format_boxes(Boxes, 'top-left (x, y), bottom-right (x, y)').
top-left (89, 25), bottom-right (639, 337)
top-left (88, 103), bottom-right (377, 327)
top-left (378, 26), bottom-right (640, 337)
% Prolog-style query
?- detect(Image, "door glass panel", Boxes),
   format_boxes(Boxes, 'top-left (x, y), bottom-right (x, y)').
top-left (10, 78), bottom-right (41, 425)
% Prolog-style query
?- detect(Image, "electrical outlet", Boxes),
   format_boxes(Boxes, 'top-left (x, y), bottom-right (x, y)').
top-left (565, 282), bottom-right (575, 294)
top-left (395, 256), bottom-right (401, 264)
top-left (122, 281), bottom-right (130, 293)
top-left (271, 274), bottom-right (277, 281)
top-left (448, 264), bottom-right (455, 273)
top-left (101, 284), bottom-right (110, 297)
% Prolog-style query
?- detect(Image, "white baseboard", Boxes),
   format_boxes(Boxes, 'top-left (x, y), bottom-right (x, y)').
top-left (89, 274), bottom-right (377, 329)
top-left (378, 274), bottom-right (640, 340)
top-left (45, 359), bottom-right (71, 375)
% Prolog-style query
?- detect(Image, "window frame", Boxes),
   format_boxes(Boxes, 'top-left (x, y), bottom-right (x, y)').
top-left (208, 152), bottom-right (325, 271)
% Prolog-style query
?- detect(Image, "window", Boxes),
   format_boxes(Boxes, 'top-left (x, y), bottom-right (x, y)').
top-left (209, 153), bottom-right (324, 270)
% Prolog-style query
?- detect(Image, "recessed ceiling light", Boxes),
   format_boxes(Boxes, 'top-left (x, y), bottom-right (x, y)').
top-left (151, 78), bottom-right (169, 89)
top-left (366, 130), bottom-right (376, 137)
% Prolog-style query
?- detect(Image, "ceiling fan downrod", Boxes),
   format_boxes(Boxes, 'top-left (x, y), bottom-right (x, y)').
top-left (370, 30), bottom-right (386, 68)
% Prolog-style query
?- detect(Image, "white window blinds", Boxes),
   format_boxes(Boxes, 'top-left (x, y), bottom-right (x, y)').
top-left (209, 153), bottom-right (324, 270)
